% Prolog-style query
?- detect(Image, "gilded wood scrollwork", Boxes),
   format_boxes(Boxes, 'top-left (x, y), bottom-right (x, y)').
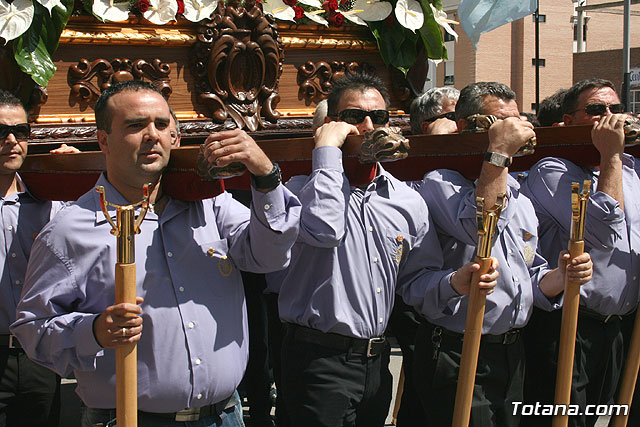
top-left (296, 60), bottom-right (375, 104)
top-left (192, 0), bottom-right (283, 131)
top-left (67, 58), bottom-right (172, 103)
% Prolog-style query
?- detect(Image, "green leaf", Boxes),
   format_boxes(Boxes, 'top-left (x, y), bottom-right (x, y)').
top-left (418, 0), bottom-right (446, 60)
top-left (12, 0), bottom-right (74, 87)
top-left (369, 21), bottom-right (419, 75)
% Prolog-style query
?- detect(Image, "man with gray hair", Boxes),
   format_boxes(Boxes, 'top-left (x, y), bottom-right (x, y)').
top-left (409, 87), bottom-right (459, 135)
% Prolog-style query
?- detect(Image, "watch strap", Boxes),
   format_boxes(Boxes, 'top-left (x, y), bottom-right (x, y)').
top-left (251, 163), bottom-right (282, 191)
top-left (484, 151), bottom-right (511, 168)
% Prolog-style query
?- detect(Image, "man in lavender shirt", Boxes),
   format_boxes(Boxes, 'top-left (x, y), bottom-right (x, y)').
top-left (521, 78), bottom-right (639, 427)
top-left (11, 80), bottom-right (301, 427)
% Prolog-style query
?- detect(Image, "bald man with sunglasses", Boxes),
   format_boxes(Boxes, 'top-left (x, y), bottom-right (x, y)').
top-left (520, 78), bottom-right (640, 427)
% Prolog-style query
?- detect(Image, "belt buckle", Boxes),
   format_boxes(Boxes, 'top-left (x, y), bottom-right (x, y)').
top-left (8, 335), bottom-right (19, 349)
top-left (175, 407), bottom-right (200, 422)
top-left (366, 337), bottom-right (385, 357)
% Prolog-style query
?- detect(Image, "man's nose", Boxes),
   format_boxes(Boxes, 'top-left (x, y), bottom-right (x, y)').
top-left (2, 133), bottom-right (18, 145)
top-left (358, 115), bottom-right (375, 133)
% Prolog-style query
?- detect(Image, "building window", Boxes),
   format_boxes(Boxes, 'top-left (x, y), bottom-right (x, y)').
top-left (444, 25), bottom-right (456, 42)
top-left (631, 89), bottom-right (640, 114)
top-left (444, 75), bottom-right (454, 86)
top-left (532, 58), bottom-right (546, 67)
top-left (533, 14), bottom-right (546, 23)
top-left (573, 22), bottom-right (587, 41)
top-left (531, 103), bottom-right (538, 112)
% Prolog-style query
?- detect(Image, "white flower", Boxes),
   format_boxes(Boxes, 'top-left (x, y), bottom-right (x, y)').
top-left (430, 4), bottom-right (458, 41)
top-left (92, 0), bottom-right (130, 22)
top-left (262, 0), bottom-right (295, 22)
top-left (348, 0), bottom-right (391, 23)
top-left (143, 0), bottom-right (178, 25)
top-left (37, 0), bottom-right (63, 15)
top-left (304, 9), bottom-right (328, 26)
top-left (0, 0), bottom-right (34, 43)
top-left (395, 0), bottom-right (423, 32)
top-left (182, 0), bottom-right (218, 22)
top-left (297, 0), bottom-right (322, 7)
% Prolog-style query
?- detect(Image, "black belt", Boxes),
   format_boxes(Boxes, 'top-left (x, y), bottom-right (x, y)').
top-left (0, 334), bottom-right (22, 349)
top-left (578, 306), bottom-right (622, 324)
top-left (431, 324), bottom-right (521, 345)
top-left (139, 394), bottom-right (236, 422)
top-left (286, 323), bottom-right (387, 358)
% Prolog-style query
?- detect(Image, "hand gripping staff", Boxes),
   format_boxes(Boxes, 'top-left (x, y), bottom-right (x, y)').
top-left (96, 184), bottom-right (151, 427)
top-left (552, 181), bottom-right (590, 427)
top-left (452, 194), bottom-right (505, 427)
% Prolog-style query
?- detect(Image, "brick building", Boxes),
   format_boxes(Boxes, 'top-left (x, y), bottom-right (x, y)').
top-left (430, 0), bottom-right (640, 113)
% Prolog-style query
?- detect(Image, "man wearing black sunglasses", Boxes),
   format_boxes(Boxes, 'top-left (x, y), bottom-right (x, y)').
top-left (521, 79), bottom-right (640, 427)
top-left (0, 89), bottom-right (64, 426)
top-left (410, 87), bottom-right (459, 135)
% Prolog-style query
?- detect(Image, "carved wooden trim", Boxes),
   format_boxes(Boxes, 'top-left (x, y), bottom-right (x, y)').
top-left (192, 0), bottom-right (284, 131)
top-left (296, 61), bottom-right (376, 104)
top-left (68, 58), bottom-right (172, 103)
top-left (60, 28), bottom-right (196, 46)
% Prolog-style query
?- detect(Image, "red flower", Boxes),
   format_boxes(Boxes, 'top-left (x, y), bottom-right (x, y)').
top-left (283, 0), bottom-right (297, 6)
top-left (176, 0), bottom-right (185, 14)
top-left (137, 0), bottom-right (150, 13)
top-left (293, 5), bottom-right (304, 19)
top-left (322, 0), bottom-right (338, 11)
top-left (329, 10), bottom-right (344, 27)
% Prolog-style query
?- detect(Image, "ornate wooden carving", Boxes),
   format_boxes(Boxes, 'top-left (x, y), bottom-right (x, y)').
top-left (296, 61), bottom-right (376, 105)
top-left (192, 0), bottom-right (283, 132)
top-left (68, 58), bottom-right (172, 103)
top-left (0, 46), bottom-right (48, 118)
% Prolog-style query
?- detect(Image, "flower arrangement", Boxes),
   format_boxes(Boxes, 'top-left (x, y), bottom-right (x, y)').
top-left (0, 0), bottom-right (456, 92)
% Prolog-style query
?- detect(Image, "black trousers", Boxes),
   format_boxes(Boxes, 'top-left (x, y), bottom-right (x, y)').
top-left (265, 293), bottom-right (289, 427)
top-left (522, 307), bottom-right (623, 427)
top-left (281, 328), bottom-right (392, 427)
top-left (412, 321), bottom-right (524, 427)
top-left (609, 310), bottom-right (639, 427)
top-left (0, 348), bottom-right (60, 427)
top-left (386, 299), bottom-right (427, 426)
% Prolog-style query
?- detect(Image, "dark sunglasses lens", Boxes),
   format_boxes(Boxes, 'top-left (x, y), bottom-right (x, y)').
top-left (370, 110), bottom-right (389, 125)
top-left (0, 124), bottom-right (30, 140)
top-left (339, 109), bottom-right (366, 125)
top-left (609, 104), bottom-right (625, 113)
top-left (445, 112), bottom-right (456, 120)
top-left (585, 104), bottom-right (608, 115)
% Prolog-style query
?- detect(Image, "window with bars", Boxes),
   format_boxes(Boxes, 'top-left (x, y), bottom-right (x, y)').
top-left (631, 89), bottom-right (640, 114)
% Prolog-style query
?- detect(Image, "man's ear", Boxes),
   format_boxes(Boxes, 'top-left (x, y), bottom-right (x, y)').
top-left (323, 116), bottom-right (332, 124)
top-left (562, 114), bottom-right (574, 126)
top-left (457, 119), bottom-right (467, 132)
top-left (97, 129), bottom-right (109, 155)
top-left (420, 120), bottom-right (430, 134)
top-left (174, 134), bottom-right (182, 148)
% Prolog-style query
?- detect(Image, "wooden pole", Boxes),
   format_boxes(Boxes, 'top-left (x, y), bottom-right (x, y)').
top-left (116, 263), bottom-right (137, 427)
top-left (612, 304), bottom-right (640, 427)
top-left (552, 240), bottom-right (584, 427)
top-left (452, 256), bottom-right (492, 427)
top-left (391, 365), bottom-right (405, 425)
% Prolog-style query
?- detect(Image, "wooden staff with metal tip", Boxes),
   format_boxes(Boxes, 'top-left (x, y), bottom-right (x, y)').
top-left (553, 180), bottom-right (591, 427)
top-left (452, 193), bottom-right (505, 427)
top-left (612, 312), bottom-right (640, 425)
top-left (96, 184), bottom-right (151, 427)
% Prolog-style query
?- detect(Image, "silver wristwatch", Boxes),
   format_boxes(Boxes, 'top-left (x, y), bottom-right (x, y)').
top-left (484, 151), bottom-right (512, 168)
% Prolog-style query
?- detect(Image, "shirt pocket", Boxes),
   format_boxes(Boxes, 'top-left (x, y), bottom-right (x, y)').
top-left (384, 228), bottom-right (415, 267)
top-left (197, 238), bottom-right (239, 295)
top-left (518, 228), bottom-right (537, 269)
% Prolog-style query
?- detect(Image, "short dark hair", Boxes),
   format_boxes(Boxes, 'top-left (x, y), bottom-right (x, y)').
top-left (561, 79), bottom-right (616, 116)
top-left (520, 112), bottom-right (541, 127)
top-left (95, 80), bottom-right (166, 133)
top-left (170, 108), bottom-right (180, 134)
top-left (326, 73), bottom-right (390, 118)
top-left (455, 82), bottom-right (516, 121)
top-left (0, 89), bottom-right (28, 119)
top-left (537, 88), bottom-right (567, 126)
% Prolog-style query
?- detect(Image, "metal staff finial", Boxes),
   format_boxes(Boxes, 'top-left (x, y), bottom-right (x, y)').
top-left (475, 193), bottom-right (506, 258)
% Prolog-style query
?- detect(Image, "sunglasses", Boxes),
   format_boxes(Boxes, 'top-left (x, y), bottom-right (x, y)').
top-left (0, 123), bottom-right (30, 141)
top-left (425, 111), bottom-right (456, 123)
top-left (337, 109), bottom-right (390, 125)
top-left (571, 103), bottom-right (626, 116)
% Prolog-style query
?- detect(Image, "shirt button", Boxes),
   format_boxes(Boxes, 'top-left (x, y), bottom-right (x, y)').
top-left (197, 393), bottom-right (202, 399)
top-left (167, 251), bottom-right (173, 258)
top-left (195, 358), bottom-right (201, 365)
top-left (10, 253), bottom-right (16, 258)
top-left (633, 276), bottom-right (637, 281)
top-left (15, 280), bottom-right (20, 285)
top-left (7, 225), bottom-right (12, 231)
top-left (368, 226), bottom-right (373, 232)
top-left (188, 322), bottom-right (195, 329)
top-left (376, 288), bottom-right (381, 293)
top-left (373, 257), bottom-right (378, 263)
top-left (508, 249), bottom-right (513, 255)
top-left (264, 204), bottom-right (271, 211)
top-left (179, 286), bottom-right (185, 292)
top-left (514, 277), bottom-right (519, 283)
top-left (379, 317), bottom-right (384, 323)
